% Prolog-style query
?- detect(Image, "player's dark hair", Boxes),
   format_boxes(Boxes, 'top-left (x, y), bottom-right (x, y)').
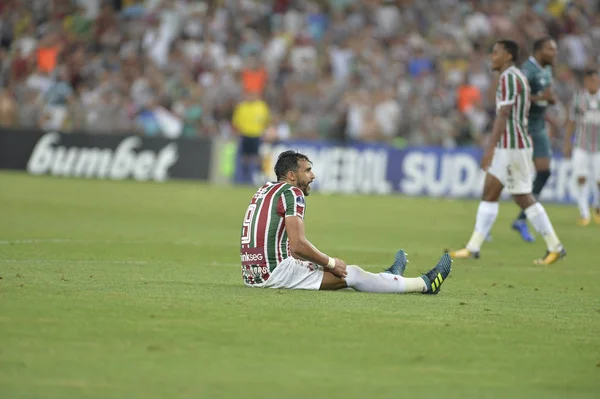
top-left (533, 36), bottom-right (553, 53)
top-left (274, 150), bottom-right (312, 180)
top-left (584, 67), bottom-right (599, 77)
top-left (496, 39), bottom-right (519, 63)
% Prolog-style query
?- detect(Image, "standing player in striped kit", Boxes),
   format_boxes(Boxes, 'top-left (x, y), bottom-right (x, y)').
top-left (564, 68), bottom-right (600, 226)
top-left (449, 40), bottom-right (566, 265)
top-left (240, 150), bottom-right (452, 294)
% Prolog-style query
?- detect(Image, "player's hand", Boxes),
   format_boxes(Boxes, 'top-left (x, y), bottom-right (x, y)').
top-left (563, 143), bottom-right (572, 159)
top-left (481, 146), bottom-right (495, 170)
top-left (330, 258), bottom-right (347, 278)
top-left (540, 87), bottom-right (555, 102)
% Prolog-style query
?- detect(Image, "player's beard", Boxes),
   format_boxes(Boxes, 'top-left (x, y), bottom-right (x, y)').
top-left (299, 180), bottom-right (312, 196)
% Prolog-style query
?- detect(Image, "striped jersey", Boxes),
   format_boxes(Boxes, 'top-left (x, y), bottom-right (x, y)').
top-left (240, 182), bottom-right (306, 285)
top-left (495, 66), bottom-right (532, 149)
top-left (569, 89), bottom-right (600, 152)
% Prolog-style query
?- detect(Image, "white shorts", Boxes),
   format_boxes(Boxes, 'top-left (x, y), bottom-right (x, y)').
top-left (247, 257), bottom-right (324, 290)
top-left (571, 148), bottom-right (600, 181)
top-left (488, 148), bottom-right (534, 194)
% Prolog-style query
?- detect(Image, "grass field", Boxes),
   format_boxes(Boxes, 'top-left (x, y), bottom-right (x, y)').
top-left (0, 171), bottom-right (599, 399)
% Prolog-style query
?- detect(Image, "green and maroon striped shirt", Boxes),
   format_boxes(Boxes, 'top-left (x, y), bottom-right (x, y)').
top-left (495, 66), bottom-right (532, 149)
top-left (569, 89), bottom-right (600, 152)
top-left (240, 182), bottom-right (306, 285)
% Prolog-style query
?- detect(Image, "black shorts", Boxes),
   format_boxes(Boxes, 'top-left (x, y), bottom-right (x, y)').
top-left (240, 136), bottom-right (261, 156)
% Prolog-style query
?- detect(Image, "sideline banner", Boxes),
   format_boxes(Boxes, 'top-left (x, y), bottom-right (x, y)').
top-left (236, 140), bottom-right (581, 204)
top-left (0, 129), bottom-right (212, 181)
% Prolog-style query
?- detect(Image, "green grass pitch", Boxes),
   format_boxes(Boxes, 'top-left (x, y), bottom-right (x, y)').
top-left (0, 171), bottom-right (599, 399)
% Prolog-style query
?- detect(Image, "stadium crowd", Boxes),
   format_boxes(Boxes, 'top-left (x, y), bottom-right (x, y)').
top-left (0, 0), bottom-right (598, 149)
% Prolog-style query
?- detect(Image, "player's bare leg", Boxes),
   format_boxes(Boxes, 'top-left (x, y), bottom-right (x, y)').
top-left (319, 252), bottom-right (452, 295)
top-left (513, 193), bottom-right (566, 264)
top-left (575, 176), bottom-right (591, 226)
top-left (319, 272), bottom-right (348, 291)
top-left (448, 173), bottom-right (502, 259)
top-left (449, 173), bottom-right (566, 265)
top-left (512, 157), bottom-right (551, 242)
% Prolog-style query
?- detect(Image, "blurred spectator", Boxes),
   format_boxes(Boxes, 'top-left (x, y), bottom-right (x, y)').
top-left (0, 0), bottom-right (597, 150)
top-left (36, 32), bottom-right (62, 74)
top-left (0, 88), bottom-right (17, 127)
top-left (17, 88), bottom-right (41, 128)
top-left (407, 47), bottom-right (434, 78)
top-left (241, 55), bottom-right (268, 95)
top-left (232, 91), bottom-right (270, 183)
top-left (457, 75), bottom-right (482, 114)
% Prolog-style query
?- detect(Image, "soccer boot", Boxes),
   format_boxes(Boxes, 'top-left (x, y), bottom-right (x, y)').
top-left (533, 247), bottom-right (567, 265)
top-left (384, 249), bottom-right (408, 276)
top-left (593, 208), bottom-right (600, 224)
top-left (422, 254), bottom-right (452, 295)
top-left (577, 217), bottom-right (591, 227)
top-left (511, 219), bottom-right (535, 242)
top-left (446, 247), bottom-right (480, 259)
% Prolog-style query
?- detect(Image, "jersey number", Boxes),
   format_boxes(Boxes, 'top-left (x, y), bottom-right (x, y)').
top-left (241, 204), bottom-right (257, 245)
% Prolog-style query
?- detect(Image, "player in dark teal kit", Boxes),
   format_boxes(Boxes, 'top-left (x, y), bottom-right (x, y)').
top-left (511, 36), bottom-right (558, 242)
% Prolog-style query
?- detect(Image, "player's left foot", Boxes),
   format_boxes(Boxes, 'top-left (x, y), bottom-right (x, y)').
top-left (593, 208), bottom-right (600, 224)
top-left (422, 254), bottom-right (452, 295)
top-left (446, 248), bottom-right (480, 259)
top-left (577, 217), bottom-right (591, 227)
top-left (533, 247), bottom-right (567, 265)
top-left (384, 249), bottom-right (408, 276)
top-left (511, 219), bottom-right (535, 242)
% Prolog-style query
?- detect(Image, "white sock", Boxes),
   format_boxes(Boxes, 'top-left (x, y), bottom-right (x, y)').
top-left (466, 201), bottom-right (499, 252)
top-left (345, 265), bottom-right (426, 294)
top-left (594, 184), bottom-right (600, 209)
top-left (576, 183), bottom-right (590, 219)
top-left (524, 203), bottom-right (562, 252)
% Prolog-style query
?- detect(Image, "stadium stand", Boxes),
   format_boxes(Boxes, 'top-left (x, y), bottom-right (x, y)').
top-left (0, 0), bottom-right (598, 151)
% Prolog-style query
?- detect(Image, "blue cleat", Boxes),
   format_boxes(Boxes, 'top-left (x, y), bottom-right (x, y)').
top-left (511, 219), bottom-right (535, 242)
top-left (384, 249), bottom-right (408, 276)
top-left (422, 253), bottom-right (452, 295)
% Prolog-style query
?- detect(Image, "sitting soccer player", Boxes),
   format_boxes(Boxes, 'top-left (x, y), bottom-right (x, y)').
top-left (239, 150), bottom-right (452, 294)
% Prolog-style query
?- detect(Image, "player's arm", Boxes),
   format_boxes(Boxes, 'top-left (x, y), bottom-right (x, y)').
top-left (563, 96), bottom-right (577, 158)
top-left (525, 67), bottom-right (554, 104)
top-left (280, 189), bottom-right (346, 276)
top-left (285, 216), bottom-right (330, 266)
top-left (285, 216), bottom-right (347, 278)
top-left (544, 113), bottom-right (560, 138)
top-left (564, 119), bottom-right (575, 157)
top-left (530, 89), bottom-right (544, 102)
top-left (491, 104), bottom-right (511, 143)
top-left (481, 103), bottom-right (511, 169)
top-left (531, 87), bottom-right (554, 103)
top-left (492, 72), bottom-right (518, 134)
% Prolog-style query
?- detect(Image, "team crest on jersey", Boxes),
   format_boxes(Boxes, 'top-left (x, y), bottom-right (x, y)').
top-left (295, 195), bottom-right (305, 217)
